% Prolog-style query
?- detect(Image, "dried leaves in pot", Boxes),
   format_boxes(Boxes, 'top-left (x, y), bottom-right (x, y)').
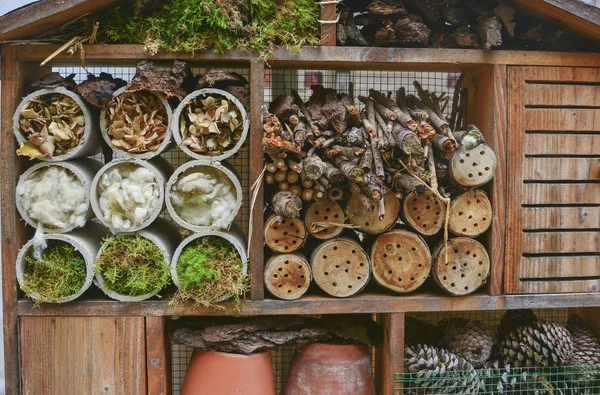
top-left (17, 94), bottom-right (85, 159)
top-left (105, 91), bottom-right (168, 153)
top-left (180, 94), bottom-right (243, 156)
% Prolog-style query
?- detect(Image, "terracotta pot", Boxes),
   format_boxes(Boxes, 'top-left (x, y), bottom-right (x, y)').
top-left (181, 350), bottom-right (275, 395)
top-left (283, 343), bottom-right (376, 395)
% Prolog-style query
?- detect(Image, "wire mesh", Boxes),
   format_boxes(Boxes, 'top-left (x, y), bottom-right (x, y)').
top-left (396, 309), bottom-right (595, 394)
top-left (50, 65), bottom-right (251, 236)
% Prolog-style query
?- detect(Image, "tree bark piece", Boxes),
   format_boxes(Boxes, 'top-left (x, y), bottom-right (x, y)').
top-left (370, 229), bottom-right (431, 294)
top-left (305, 199), bottom-right (346, 240)
top-left (269, 95), bottom-right (300, 121)
top-left (402, 0), bottom-right (442, 25)
top-left (402, 190), bottom-right (446, 236)
top-left (448, 189), bottom-right (492, 237)
top-left (272, 191), bottom-right (302, 218)
top-left (443, 26), bottom-right (481, 49)
top-left (449, 144), bottom-right (496, 187)
top-left (432, 238), bottom-right (490, 296)
top-left (264, 214), bottom-right (307, 253)
top-left (311, 238), bottom-right (371, 297)
top-left (476, 16), bottom-right (503, 50)
top-left (76, 73), bottom-right (126, 110)
top-left (394, 17), bottom-right (430, 46)
top-left (127, 60), bottom-right (194, 100)
top-left (264, 254), bottom-right (312, 300)
top-left (346, 190), bottom-right (400, 234)
top-left (197, 68), bottom-right (247, 89)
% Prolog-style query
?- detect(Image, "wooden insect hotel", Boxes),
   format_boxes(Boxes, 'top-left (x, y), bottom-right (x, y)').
top-left (1, 0), bottom-right (600, 394)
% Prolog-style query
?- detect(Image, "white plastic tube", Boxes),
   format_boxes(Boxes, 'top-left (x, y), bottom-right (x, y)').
top-left (13, 87), bottom-right (101, 161)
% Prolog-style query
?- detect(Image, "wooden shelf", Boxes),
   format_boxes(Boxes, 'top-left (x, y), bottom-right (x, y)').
top-left (16, 291), bottom-right (600, 317)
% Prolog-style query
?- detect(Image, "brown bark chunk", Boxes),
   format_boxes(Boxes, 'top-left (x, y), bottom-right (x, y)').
top-left (126, 60), bottom-right (195, 100)
top-left (75, 72), bottom-right (127, 110)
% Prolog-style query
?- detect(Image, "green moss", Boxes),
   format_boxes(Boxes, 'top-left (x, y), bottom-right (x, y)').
top-left (93, 0), bottom-right (320, 56)
top-left (95, 234), bottom-right (170, 297)
top-left (22, 243), bottom-right (87, 305)
top-left (172, 236), bottom-right (248, 309)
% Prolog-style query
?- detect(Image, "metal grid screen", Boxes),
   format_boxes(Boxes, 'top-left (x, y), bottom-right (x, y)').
top-left (51, 65), bottom-right (250, 236)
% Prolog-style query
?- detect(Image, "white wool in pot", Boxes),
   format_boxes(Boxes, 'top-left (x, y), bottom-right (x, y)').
top-left (98, 164), bottom-right (160, 230)
top-left (17, 166), bottom-right (87, 230)
top-left (170, 167), bottom-right (237, 227)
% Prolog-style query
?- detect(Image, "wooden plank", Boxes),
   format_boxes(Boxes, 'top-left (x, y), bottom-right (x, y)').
top-left (375, 313), bottom-right (404, 395)
top-left (249, 61), bottom-right (265, 300)
top-left (522, 206), bottom-right (600, 229)
top-left (319, 2), bottom-right (337, 46)
top-left (506, 66), bottom-right (527, 295)
top-left (522, 183), bottom-right (600, 204)
top-left (517, 280), bottom-right (600, 294)
top-left (519, 256), bottom-right (600, 278)
top-left (146, 317), bottom-right (170, 395)
top-left (526, 108), bottom-right (600, 131)
top-left (507, 0), bottom-right (600, 44)
top-left (20, 317), bottom-right (147, 395)
top-left (0, 0), bottom-right (119, 40)
top-left (13, 45), bottom-right (600, 69)
top-left (523, 158), bottom-right (600, 181)
top-left (525, 84), bottom-right (600, 107)
top-left (525, 133), bottom-right (600, 155)
top-left (521, 66), bottom-right (600, 83)
top-left (522, 232), bottom-right (599, 254)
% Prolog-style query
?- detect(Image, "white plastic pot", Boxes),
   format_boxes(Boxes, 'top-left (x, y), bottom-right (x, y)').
top-left (90, 157), bottom-right (172, 233)
top-left (13, 87), bottom-right (101, 161)
top-left (16, 222), bottom-right (109, 303)
top-left (94, 218), bottom-right (181, 302)
top-left (171, 224), bottom-right (248, 303)
top-left (165, 159), bottom-right (243, 232)
top-left (99, 87), bottom-right (173, 159)
top-left (172, 88), bottom-right (249, 161)
top-left (16, 159), bottom-right (103, 233)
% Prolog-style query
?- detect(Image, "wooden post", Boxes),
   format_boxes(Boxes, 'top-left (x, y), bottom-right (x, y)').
top-left (320, 2), bottom-right (337, 46)
top-left (375, 313), bottom-right (404, 395)
top-left (146, 317), bottom-right (171, 395)
top-left (249, 60), bottom-right (266, 299)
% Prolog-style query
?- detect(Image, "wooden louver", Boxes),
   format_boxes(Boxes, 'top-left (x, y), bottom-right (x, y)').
top-left (506, 66), bottom-right (600, 294)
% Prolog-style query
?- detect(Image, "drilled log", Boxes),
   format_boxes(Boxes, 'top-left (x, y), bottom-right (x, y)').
top-left (264, 214), bottom-right (307, 253)
top-left (305, 199), bottom-right (345, 240)
top-left (402, 190), bottom-right (446, 236)
top-left (347, 190), bottom-right (400, 234)
top-left (449, 144), bottom-right (496, 187)
top-left (448, 189), bottom-right (492, 237)
top-left (264, 254), bottom-right (312, 300)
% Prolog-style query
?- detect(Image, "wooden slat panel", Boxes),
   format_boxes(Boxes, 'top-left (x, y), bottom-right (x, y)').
top-left (20, 317), bottom-right (147, 395)
top-left (523, 232), bottom-right (599, 254)
top-left (526, 108), bottom-right (600, 131)
top-left (523, 158), bottom-right (600, 180)
top-left (522, 183), bottom-right (600, 204)
top-left (525, 134), bottom-right (600, 155)
top-left (521, 67), bottom-right (600, 83)
top-left (519, 256), bottom-right (600, 278)
top-left (522, 207), bottom-right (600, 229)
top-left (525, 84), bottom-right (600, 106)
top-left (517, 280), bottom-right (600, 294)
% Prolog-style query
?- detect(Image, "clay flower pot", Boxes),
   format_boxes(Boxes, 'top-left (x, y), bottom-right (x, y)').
top-left (181, 350), bottom-right (275, 395)
top-left (283, 343), bottom-right (376, 395)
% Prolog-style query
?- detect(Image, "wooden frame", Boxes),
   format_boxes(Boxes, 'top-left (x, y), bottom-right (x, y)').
top-left (3, 41), bottom-right (600, 394)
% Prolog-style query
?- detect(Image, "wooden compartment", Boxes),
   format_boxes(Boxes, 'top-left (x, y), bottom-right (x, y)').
top-left (506, 66), bottom-right (600, 294)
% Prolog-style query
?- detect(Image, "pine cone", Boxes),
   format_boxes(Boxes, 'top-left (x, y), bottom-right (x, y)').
top-left (567, 314), bottom-right (600, 388)
top-left (497, 309), bottom-right (537, 340)
top-left (479, 360), bottom-right (514, 394)
top-left (439, 318), bottom-right (493, 367)
top-left (404, 344), bottom-right (482, 394)
top-left (500, 320), bottom-right (573, 367)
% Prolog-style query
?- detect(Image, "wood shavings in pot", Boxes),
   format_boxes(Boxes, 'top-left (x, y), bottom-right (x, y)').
top-left (105, 91), bottom-right (168, 153)
top-left (17, 166), bottom-right (87, 230)
top-left (97, 163), bottom-right (160, 230)
top-left (16, 94), bottom-right (85, 159)
top-left (169, 167), bottom-right (237, 228)
top-left (180, 95), bottom-right (243, 156)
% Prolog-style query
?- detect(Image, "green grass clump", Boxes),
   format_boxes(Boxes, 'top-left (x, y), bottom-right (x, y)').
top-left (94, 0), bottom-right (320, 56)
top-left (22, 243), bottom-right (87, 305)
top-left (173, 236), bottom-right (248, 309)
top-left (96, 235), bottom-right (170, 297)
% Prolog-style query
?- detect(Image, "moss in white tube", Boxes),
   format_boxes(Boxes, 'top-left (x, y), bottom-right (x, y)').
top-left (97, 163), bottom-right (160, 230)
top-left (17, 166), bottom-right (87, 230)
top-left (170, 167), bottom-right (237, 227)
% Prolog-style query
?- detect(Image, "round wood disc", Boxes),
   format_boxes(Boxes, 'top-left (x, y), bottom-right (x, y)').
top-left (432, 238), bottom-right (490, 296)
top-left (402, 191), bottom-right (445, 236)
top-left (305, 200), bottom-right (345, 240)
top-left (370, 230), bottom-right (431, 294)
top-left (450, 144), bottom-right (496, 187)
top-left (264, 215), bottom-right (306, 253)
top-left (346, 190), bottom-right (400, 235)
top-left (449, 189), bottom-right (492, 237)
top-left (311, 238), bottom-right (370, 298)
top-left (264, 254), bottom-right (312, 300)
